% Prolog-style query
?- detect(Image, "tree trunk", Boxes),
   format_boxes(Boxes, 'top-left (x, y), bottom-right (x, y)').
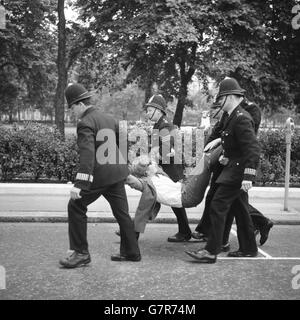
top-left (173, 83), bottom-right (188, 128)
top-left (54, 0), bottom-right (67, 138)
top-left (173, 44), bottom-right (197, 128)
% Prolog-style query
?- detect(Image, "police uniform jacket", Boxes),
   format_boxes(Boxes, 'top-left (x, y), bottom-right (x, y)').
top-left (74, 106), bottom-right (129, 191)
top-left (152, 116), bottom-right (184, 182)
top-left (214, 105), bottom-right (260, 186)
top-left (241, 101), bottom-right (261, 135)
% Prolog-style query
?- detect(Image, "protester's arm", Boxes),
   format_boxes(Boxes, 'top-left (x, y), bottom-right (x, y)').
top-left (126, 175), bottom-right (144, 191)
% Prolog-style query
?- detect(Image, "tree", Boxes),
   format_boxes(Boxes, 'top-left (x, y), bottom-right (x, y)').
top-left (54, 0), bottom-right (67, 136)
top-left (74, 0), bottom-right (214, 127)
top-left (0, 0), bottom-right (57, 120)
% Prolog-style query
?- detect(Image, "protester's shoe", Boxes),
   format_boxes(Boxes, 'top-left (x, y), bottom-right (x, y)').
top-left (227, 250), bottom-right (257, 258)
top-left (111, 254), bottom-right (141, 262)
top-left (191, 231), bottom-right (208, 242)
top-left (221, 242), bottom-right (230, 252)
top-left (259, 220), bottom-right (274, 246)
top-left (185, 249), bottom-right (217, 263)
top-left (115, 230), bottom-right (140, 240)
top-left (167, 232), bottom-right (191, 242)
top-left (59, 251), bottom-right (91, 268)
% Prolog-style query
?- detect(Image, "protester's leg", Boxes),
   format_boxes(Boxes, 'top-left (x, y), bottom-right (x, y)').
top-left (248, 203), bottom-right (271, 230)
top-left (248, 203), bottom-right (274, 245)
top-left (181, 154), bottom-right (211, 208)
top-left (68, 189), bottom-right (101, 253)
top-left (103, 181), bottom-right (140, 258)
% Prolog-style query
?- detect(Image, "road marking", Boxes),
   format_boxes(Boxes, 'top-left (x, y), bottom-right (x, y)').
top-left (228, 229), bottom-right (300, 260)
top-left (218, 257), bottom-right (300, 260)
top-left (230, 229), bottom-right (273, 258)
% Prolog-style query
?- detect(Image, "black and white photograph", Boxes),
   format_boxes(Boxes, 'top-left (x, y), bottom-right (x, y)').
top-left (0, 0), bottom-right (300, 304)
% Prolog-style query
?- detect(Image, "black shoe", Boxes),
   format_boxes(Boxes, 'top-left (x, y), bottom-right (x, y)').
top-left (167, 232), bottom-right (191, 242)
top-left (115, 230), bottom-right (121, 237)
top-left (111, 254), bottom-right (141, 262)
top-left (221, 242), bottom-right (230, 252)
top-left (185, 249), bottom-right (217, 263)
top-left (259, 221), bottom-right (274, 246)
top-left (227, 250), bottom-right (257, 258)
top-left (59, 251), bottom-right (91, 268)
top-left (191, 231), bottom-right (207, 242)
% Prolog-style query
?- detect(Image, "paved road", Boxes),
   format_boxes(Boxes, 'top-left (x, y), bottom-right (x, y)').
top-left (0, 223), bottom-right (299, 300)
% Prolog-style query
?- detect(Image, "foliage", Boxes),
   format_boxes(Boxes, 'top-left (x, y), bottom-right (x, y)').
top-left (0, 0), bottom-right (58, 119)
top-left (1, 123), bottom-right (299, 185)
top-left (0, 123), bottom-right (78, 181)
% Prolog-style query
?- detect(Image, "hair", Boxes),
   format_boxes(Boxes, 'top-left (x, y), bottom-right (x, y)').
top-left (129, 155), bottom-right (151, 177)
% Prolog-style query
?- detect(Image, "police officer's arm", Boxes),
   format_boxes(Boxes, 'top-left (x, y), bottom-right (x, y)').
top-left (74, 122), bottom-right (95, 191)
top-left (235, 115), bottom-right (261, 188)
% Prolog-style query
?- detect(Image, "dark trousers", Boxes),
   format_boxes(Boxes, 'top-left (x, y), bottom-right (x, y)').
top-left (196, 189), bottom-right (270, 243)
top-left (172, 207), bottom-right (191, 235)
top-left (195, 182), bottom-right (218, 236)
top-left (205, 184), bottom-right (257, 255)
top-left (222, 198), bottom-right (270, 245)
top-left (68, 181), bottom-right (140, 257)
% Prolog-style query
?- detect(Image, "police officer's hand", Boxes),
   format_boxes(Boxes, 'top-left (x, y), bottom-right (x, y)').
top-left (166, 148), bottom-right (175, 157)
top-left (241, 180), bottom-right (252, 192)
top-left (219, 155), bottom-right (229, 166)
top-left (70, 186), bottom-right (82, 200)
top-left (204, 138), bottom-right (221, 152)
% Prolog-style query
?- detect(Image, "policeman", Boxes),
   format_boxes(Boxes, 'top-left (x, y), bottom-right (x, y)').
top-left (192, 98), bottom-right (273, 247)
top-left (186, 77), bottom-right (260, 263)
top-left (144, 94), bottom-right (192, 242)
top-left (222, 99), bottom-right (274, 246)
top-left (59, 83), bottom-right (141, 268)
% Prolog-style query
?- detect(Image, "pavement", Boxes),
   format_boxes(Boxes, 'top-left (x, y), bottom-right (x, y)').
top-left (0, 183), bottom-right (300, 224)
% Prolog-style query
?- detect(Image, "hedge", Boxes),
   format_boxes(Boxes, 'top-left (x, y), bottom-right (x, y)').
top-left (0, 122), bottom-right (299, 186)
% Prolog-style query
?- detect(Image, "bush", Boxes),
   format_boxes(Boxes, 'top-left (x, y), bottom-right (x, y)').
top-left (0, 123), bottom-right (79, 182)
top-left (0, 122), bottom-right (299, 185)
top-left (256, 128), bottom-right (300, 185)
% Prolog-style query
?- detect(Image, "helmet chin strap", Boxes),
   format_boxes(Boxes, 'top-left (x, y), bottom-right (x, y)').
top-left (213, 95), bottom-right (228, 119)
top-left (149, 108), bottom-right (159, 121)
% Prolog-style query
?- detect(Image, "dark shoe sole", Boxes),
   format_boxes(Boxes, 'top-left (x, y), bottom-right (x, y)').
top-left (111, 255), bottom-right (141, 262)
top-left (227, 252), bottom-right (258, 258)
top-left (59, 257), bottom-right (91, 269)
top-left (185, 251), bottom-right (216, 263)
top-left (167, 237), bottom-right (191, 243)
